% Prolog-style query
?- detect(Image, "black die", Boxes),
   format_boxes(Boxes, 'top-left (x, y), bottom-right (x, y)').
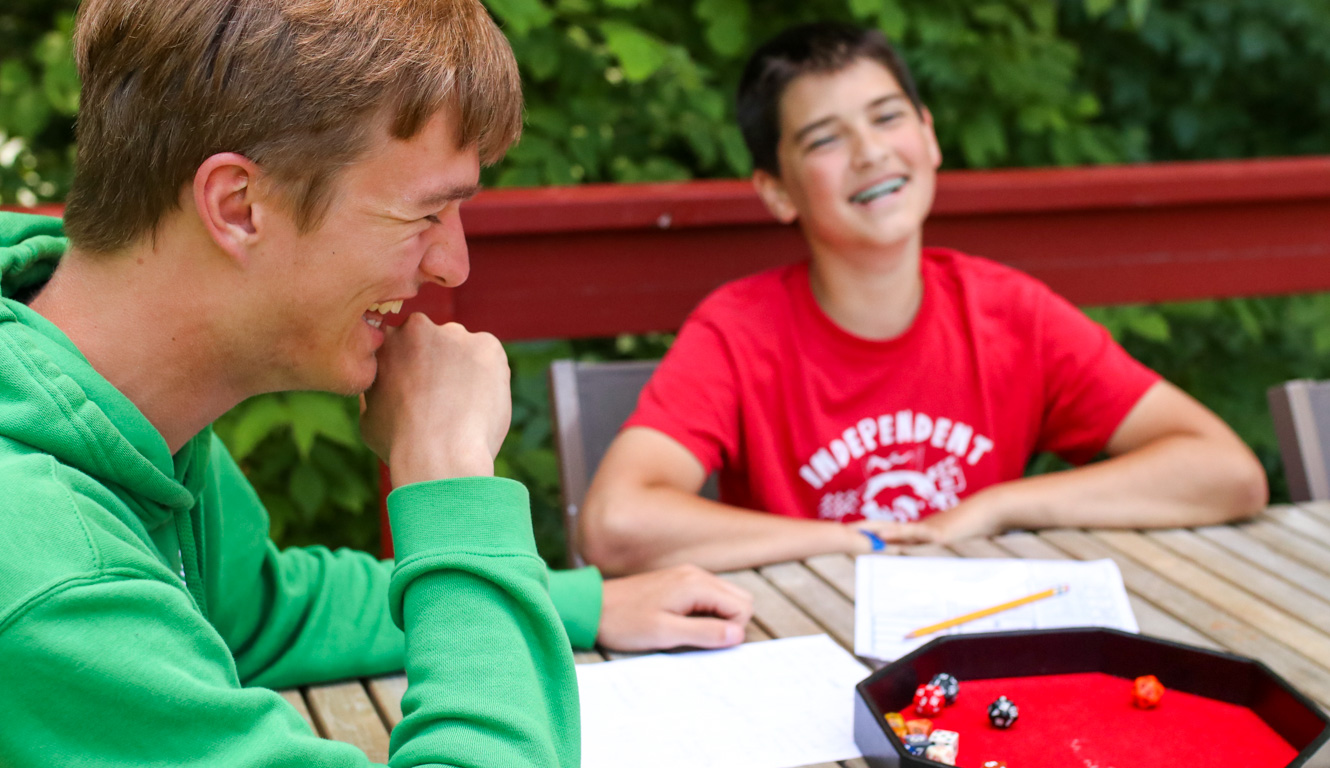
top-left (929, 672), bottom-right (960, 704)
top-left (987, 695), bottom-right (1019, 728)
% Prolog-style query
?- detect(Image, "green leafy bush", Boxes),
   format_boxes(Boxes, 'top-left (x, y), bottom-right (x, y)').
top-left (212, 393), bottom-right (382, 551)
top-left (6, 1), bottom-right (1330, 563)
top-left (0, 5), bottom-right (77, 206)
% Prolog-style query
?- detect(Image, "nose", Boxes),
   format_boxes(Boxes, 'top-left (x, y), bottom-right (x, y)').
top-left (419, 207), bottom-right (470, 288)
top-left (851, 122), bottom-right (890, 170)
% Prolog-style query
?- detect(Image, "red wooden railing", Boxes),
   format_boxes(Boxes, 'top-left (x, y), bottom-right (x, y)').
top-left (414, 155), bottom-right (1330, 341)
top-left (13, 155), bottom-right (1330, 556)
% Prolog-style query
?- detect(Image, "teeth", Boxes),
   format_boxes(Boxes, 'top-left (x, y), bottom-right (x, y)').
top-left (850, 177), bottom-right (907, 204)
top-left (365, 315), bottom-right (383, 330)
top-left (366, 300), bottom-right (405, 315)
top-left (368, 303), bottom-right (381, 313)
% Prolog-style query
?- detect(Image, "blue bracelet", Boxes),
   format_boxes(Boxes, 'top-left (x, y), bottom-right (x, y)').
top-left (860, 529), bottom-right (887, 552)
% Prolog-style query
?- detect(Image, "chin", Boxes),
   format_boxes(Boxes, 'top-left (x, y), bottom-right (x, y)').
top-left (316, 357), bottom-right (378, 396)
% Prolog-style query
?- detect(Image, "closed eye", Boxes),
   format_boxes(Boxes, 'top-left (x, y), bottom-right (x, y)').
top-left (806, 135), bottom-right (837, 151)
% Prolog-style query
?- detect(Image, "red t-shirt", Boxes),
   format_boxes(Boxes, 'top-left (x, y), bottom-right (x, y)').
top-left (623, 248), bottom-right (1160, 523)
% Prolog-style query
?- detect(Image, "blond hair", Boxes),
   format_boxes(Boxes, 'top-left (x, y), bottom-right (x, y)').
top-left (64, 0), bottom-right (522, 252)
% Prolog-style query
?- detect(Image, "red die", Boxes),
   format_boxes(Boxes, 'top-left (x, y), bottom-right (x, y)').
top-left (1133, 674), bottom-right (1165, 708)
top-left (913, 683), bottom-right (947, 716)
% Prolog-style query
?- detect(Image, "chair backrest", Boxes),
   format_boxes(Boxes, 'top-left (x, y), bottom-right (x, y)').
top-left (1268, 379), bottom-right (1330, 501)
top-left (549, 359), bottom-right (717, 567)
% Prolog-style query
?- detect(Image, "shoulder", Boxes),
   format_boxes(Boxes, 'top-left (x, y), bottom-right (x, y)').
top-left (0, 450), bottom-right (161, 631)
top-left (0, 452), bottom-right (98, 621)
top-left (923, 247), bottom-right (1064, 319)
top-left (687, 262), bottom-right (802, 332)
top-left (925, 247), bottom-right (1051, 295)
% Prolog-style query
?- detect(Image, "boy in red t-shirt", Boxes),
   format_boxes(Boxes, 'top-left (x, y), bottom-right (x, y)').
top-left (579, 22), bottom-right (1267, 576)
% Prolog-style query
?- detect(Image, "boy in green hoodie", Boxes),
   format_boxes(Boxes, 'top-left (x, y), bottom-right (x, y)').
top-left (0, 1), bottom-right (751, 766)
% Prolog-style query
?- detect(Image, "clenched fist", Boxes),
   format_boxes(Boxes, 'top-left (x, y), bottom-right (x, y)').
top-left (361, 314), bottom-right (511, 486)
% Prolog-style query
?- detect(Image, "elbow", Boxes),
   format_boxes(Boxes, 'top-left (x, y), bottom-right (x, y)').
top-left (579, 486), bottom-right (655, 577)
top-left (1211, 444), bottom-right (1268, 523)
top-left (1229, 452), bottom-right (1269, 521)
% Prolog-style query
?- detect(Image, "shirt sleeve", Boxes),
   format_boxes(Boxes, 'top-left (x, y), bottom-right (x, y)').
top-left (547, 566), bottom-right (603, 650)
top-left (207, 438), bottom-right (604, 682)
top-left (623, 308), bottom-right (742, 474)
top-left (0, 477), bottom-right (580, 768)
top-left (1034, 288), bottom-right (1161, 465)
top-left (206, 438), bottom-right (405, 689)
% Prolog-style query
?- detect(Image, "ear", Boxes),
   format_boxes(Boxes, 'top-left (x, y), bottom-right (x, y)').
top-left (920, 106), bottom-right (943, 170)
top-left (752, 169), bottom-right (798, 224)
top-left (192, 153), bottom-right (263, 267)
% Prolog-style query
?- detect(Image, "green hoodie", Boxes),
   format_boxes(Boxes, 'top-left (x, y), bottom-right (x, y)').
top-left (0, 212), bottom-right (597, 766)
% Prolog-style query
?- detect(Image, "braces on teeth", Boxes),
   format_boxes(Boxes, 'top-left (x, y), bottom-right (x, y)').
top-left (850, 177), bottom-right (906, 204)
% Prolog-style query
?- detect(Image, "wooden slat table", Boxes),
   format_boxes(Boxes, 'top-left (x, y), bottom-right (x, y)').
top-left (282, 503), bottom-right (1330, 765)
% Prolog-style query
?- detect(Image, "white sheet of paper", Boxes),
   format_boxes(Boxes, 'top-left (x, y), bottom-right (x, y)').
top-left (853, 556), bottom-right (1138, 661)
top-left (577, 634), bottom-right (868, 768)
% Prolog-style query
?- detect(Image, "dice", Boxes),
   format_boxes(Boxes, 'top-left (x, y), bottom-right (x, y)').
top-left (904, 718), bottom-right (933, 736)
top-left (924, 743), bottom-right (957, 765)
top-left (903, 733), bottom-right (932, 756)
top-left (930, 729), bottom-right (959, 749)
top-left (987, 695), bottom-right (1019, 728)
top-left (884, 711), bottom-right (907, 738)
top-left (913, 683), bottom-right (947, 716)
top-left (980, 762), bottom-right (1007, 768)
top-left (929, 672), bottom-right (960, 704)
top-left (1133, 674), bottom-right (1165, 708)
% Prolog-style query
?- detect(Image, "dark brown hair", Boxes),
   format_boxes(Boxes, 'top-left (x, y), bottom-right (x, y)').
top-left (737, 22), bottom-right (922, 176)
top-left (64, 0), bottom-right (523, 252)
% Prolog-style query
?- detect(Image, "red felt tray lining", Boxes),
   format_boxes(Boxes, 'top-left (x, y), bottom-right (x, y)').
top-left (896, 672), bottom-right (1297, 767)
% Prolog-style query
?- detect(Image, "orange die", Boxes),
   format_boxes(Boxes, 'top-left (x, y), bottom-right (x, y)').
top-left (904, 718), bottom-right (933, 736)
top-left (1133, 674), bottom-right (1165, 708)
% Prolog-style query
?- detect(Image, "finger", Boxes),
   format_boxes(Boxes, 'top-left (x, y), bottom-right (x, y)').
top-left (711, 576), bottom-right (752, 603)
top-left (866, 521), bottom-right (934, 545)
top-left (680, 583), bottom-right (755, 624)
top-left (358, 393), bottom-right (368, 415)
top-left (656, 614), bottom-right (746, 650)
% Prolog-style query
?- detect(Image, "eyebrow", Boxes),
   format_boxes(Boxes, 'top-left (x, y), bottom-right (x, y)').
top-left (411, 182), bottom-right (483, 211)
top-left (792, 94), bottom-right (907, 143)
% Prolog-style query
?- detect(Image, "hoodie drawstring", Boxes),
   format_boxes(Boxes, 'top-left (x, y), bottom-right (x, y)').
top-left (174, 507), bottom-right (207, 618)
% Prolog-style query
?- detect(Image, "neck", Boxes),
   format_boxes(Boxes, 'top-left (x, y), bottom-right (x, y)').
top-left (29, 239), bottom-right (245, 454)
top-left (806, 233), bottom-right (924, 340)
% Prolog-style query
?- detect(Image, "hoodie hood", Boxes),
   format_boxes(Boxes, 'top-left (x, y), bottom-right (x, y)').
top-left (0, 212), bottom-right (203, 526)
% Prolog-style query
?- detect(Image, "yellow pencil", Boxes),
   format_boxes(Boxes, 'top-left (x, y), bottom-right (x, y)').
top-left (903, 584), bottom-right (1070, 639)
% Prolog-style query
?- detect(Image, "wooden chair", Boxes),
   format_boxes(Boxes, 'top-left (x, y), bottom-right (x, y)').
top-left (549, 359), bottom-right (717, 567)
top-left (1268, 379), bottom-right (1330, 501)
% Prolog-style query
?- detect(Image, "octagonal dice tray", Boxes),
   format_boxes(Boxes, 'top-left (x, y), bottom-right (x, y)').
top-left (853, 628), bottom-right (1330, 767)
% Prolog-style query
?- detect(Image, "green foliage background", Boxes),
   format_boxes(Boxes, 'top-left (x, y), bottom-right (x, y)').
top-left (4, 0), bottom-right (1330, 562)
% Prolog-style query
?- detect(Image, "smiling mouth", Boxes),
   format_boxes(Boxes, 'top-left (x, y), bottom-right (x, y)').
top-left (850, 177), bottom-right (907, 205)
top-left (363, 299), bottom-right (404, 330)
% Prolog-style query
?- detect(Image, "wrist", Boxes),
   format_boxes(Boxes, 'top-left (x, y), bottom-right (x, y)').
top-left (840, 522), bottom-right (873, 555)
top-left (389, 442), bottom-right (494, 486)
top-left (968, 484), bottom-right (1016, 531)
top-left (858, 528), bottom-right (888, 553)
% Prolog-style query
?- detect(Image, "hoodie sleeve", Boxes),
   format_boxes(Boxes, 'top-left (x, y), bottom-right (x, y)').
top-left (206, 438), bottom-right (604, 679)
top-left (0, 475), bottom-right (580, 767)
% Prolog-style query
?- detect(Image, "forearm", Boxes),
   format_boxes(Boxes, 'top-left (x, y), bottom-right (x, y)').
top-left (978, 433), bottom-right (1267, 531)
top-left (582, 483), bottom-right (863, 575)
top-left (387, 478), bottom-right (579, 766)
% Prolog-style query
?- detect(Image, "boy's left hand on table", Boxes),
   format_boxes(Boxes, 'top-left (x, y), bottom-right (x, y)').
top-left (598, 564), bottom-right (754, 652)
top-left (860, 494), bottom-right (1003, 547)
